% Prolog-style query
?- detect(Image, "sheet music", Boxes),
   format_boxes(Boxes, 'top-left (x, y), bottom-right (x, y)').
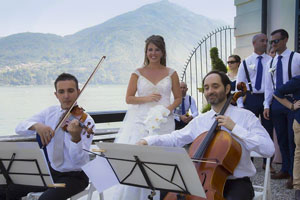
top-left (82, 156), bottom-right (119, 193)
top-left (0, 142), bottom-right (53, 186)
top-left (95, 142), bottom-right (205, 198)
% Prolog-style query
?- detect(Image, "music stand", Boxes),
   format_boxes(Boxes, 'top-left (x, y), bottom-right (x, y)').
top-left (0, 142), bottom-right (54, 200)
top-left (94, 142), bottom-right (205, 199)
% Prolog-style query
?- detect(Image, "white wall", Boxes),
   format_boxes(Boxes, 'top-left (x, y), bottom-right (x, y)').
top-left (267, 0), bottom-right (295, 50)
top-left (234, 0), bottom-right (262, 59)
top-left (234, 0), bottom-right (296, 59)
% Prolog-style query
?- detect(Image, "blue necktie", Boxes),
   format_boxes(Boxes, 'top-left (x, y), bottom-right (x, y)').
top-left (255, 56), bottom-right (263, 91)
top-left (276, 56), bottom-right (283, 89)
top-left (181, 97), bottom-right (185, 115)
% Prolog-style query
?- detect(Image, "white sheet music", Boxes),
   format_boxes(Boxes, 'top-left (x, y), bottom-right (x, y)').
top-left (82, 156), bottom-right (119, 193)
top-left (93, 142), bottom-right (206, 198)
top-left (0, 142), bottom-right (53, 186)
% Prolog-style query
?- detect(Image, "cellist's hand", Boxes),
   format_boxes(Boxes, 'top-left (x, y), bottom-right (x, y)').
top-left (215, 115), bottom-right (236, 131)
top-left (136, 139), bottom-right (148, 145)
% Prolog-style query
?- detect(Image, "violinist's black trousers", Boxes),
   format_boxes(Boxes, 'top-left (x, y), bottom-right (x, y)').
top-left (0, 165), bottom-right (88, 200)
top-left (223, 177), bottom-right (254, 200)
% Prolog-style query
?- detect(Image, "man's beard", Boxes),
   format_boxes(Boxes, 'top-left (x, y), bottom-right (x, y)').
top-left (205, 91), bottom-right (226, 106)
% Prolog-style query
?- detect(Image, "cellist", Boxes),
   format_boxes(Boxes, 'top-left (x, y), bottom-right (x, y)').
top-left (0, 73), bottom-right (95, 200)
top-left (138, 70), bottom-right (275, 200)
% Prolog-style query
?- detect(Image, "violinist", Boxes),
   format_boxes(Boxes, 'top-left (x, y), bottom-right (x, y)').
top-left (5, 73), bottom-right (95, 200)
top-left (138, 70), bottom-right (275, 200)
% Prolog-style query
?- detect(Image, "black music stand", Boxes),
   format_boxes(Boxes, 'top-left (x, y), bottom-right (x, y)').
top-left (88, 142), bottom-right (205, 200)
top-left (0, 142), bottom-right (53, 200)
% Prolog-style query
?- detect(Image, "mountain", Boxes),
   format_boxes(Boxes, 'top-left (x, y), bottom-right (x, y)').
top-left (0, 0), bottom-right (226, 85)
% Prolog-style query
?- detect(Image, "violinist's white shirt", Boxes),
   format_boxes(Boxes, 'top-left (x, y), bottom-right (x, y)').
top-left (15, 105), bottom-right (95, 172)
top-left (144, 104), bottom-right (275, 179)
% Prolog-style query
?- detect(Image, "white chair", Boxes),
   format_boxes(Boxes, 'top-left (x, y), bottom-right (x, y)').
top-left (70, 183), bottom-right (103, 200)
top-left (251, 151), bottom-right (272, 200)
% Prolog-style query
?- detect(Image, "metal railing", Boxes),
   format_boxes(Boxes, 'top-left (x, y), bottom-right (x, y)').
top-left (180, 26), bottom-right (235, 110)
top-left (0, 111), bottom-right (127, 143)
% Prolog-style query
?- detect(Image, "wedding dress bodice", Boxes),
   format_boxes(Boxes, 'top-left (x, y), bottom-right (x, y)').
top-left (135, 68), bottom-right (174, 108)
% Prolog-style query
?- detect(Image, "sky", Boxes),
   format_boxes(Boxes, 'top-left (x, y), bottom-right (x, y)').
top-left (0, 0), bottom-right (236, 37)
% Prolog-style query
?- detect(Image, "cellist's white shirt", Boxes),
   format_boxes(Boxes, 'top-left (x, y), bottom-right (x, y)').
top-left (144, 104), bottom-right (275, 178)
top-left (15, 105), bottom-right (95, 172)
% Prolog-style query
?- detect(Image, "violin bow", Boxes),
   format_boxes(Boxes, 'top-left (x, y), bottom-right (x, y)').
top-left (54, 56), bottom-right (106, 132)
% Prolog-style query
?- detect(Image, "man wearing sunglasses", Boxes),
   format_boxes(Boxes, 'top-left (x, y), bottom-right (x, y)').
top-left (264, 29), bottom-right (300, 189)
top-left (236, 33), bottom-right (275, 172)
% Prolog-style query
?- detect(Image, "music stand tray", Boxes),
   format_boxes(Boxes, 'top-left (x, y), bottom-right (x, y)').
top-left (95, 142), bottom-right (205, 199)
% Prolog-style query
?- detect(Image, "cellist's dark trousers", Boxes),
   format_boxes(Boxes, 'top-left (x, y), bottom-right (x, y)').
top-left (223, 177), bottom-right (254, 200)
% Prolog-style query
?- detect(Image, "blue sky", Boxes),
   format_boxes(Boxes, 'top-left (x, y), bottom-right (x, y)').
top-left (0, 0), bottom-right (235, 37)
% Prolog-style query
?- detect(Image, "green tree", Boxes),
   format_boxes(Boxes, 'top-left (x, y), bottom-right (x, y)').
top-left (200, 47), bottom-right (227, 113)
top-left (210, 47), bottom-right (227, 73)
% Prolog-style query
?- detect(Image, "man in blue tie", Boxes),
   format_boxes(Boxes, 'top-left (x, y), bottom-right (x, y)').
top-left (236, 33), bottom-right (274, 172)
top-left (264, 29), bottom-right (300, 189)
top-left (173, 82), bottom-right (199, 130)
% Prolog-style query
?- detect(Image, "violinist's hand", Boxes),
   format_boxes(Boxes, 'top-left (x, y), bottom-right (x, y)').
top-left (31, 123), bottom-right (54, 146)
top-left (67, 119), bottom-right (82, 143)
top-left (136, 139), bottom-right (148, 146)
top-left (146, 93), bottom-right (161, 102)
top-left (215, 115), bottom-right (236, 131)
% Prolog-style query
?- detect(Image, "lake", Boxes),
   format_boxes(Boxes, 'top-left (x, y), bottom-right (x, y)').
top-left (0, 85), bottom-right (128, 136)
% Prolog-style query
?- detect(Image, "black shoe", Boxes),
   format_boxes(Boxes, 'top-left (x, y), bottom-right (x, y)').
top-left (271, 171), bottom-right (290, 179)
top-left (286, 177), bottom-right (293, 189)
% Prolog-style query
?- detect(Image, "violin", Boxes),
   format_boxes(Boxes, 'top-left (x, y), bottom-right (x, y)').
top-left (61, 105), bottom-right (94, 138)
top-left (164, 82), bottom-right (247, 200)
top-left (54, 56), bottom-right (106, 138)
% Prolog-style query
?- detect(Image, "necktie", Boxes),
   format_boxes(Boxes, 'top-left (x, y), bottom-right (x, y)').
top-left (254, 56), bottom-right (263, 91)
top-left (52, 112), bottom-right (65, 167)
top-left (276, 56), bottom-right (283, 89)
top-left (181, 97), bottom-right (185, 115)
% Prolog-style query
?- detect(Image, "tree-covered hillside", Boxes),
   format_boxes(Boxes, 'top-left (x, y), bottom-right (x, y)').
top-left (0, 0), bottom-right (226, 85)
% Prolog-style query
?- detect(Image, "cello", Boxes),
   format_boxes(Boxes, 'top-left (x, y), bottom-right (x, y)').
top-left (164, 82), bottom-right (247, 200)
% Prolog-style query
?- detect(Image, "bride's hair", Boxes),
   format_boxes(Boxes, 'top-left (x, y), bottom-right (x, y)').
top-left (143, 35), bottom-right (166, 66)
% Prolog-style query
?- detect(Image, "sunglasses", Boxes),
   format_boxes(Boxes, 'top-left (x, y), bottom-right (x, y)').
top-left (269, 38), bottom-right (285, 45)
top-left (227, 61), bottom-right (238, 64)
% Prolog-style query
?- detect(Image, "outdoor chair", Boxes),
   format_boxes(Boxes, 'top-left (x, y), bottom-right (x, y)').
top-left (251, 151), bottom-right (272, 200)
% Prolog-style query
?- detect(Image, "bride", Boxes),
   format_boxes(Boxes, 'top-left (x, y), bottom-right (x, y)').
top-left (113, 35), bottom-right (181, 200)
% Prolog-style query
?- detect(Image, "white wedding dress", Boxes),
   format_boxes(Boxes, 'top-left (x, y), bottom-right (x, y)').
top-left (113, 68), bottom-right (175, 200)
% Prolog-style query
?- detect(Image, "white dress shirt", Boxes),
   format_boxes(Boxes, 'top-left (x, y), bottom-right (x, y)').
top-left (173, 95), bottom-right (199, 121)
top-left (236, 53), bottom-right (272, 107)
top-left (144, 104), bottom-right (274, 179)
top-left (15, 105), bottom-right (95, 172)
top-left (264, 49), bottom-right (300, 108)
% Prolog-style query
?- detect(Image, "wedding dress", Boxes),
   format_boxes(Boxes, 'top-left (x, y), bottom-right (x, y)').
top-left (113, 68), bottom-right (175, 200)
